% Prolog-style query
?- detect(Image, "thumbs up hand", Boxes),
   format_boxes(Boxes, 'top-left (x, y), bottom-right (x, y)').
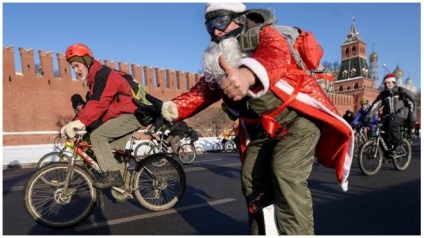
top-left (218, 55), bottom-right (256, 101)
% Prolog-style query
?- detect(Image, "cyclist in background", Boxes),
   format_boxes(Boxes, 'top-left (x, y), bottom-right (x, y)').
top-left (164, 120), bottom-right (189, 154)
top-left (351, 99), bottom-right (378, 137)
top-left (363, 73), bottom-right (416, 156)
top-left (186, 127), bottom-right (199, 146)
top-left (343, 110), bottom-right (355, 125)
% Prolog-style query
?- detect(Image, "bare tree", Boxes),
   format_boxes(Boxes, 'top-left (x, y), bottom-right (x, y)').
top-left (188, 105), bottom-right (233, 137)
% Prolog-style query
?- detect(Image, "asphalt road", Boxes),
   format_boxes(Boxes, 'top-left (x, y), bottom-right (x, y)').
top-left (2, 139), bottom-right (421, 235)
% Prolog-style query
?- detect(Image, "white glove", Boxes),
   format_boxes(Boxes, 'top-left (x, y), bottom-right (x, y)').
top-left (60, 120), bottom-right (86, 138)
top-left (164, 130), bottom-right (170, 136)
top-left (156, 131), bottom-right (162, 136)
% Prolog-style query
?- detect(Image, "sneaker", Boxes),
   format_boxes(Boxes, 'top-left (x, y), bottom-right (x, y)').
top-left (93, 170), bottom-right (124, 189)
top-left (393, 145), bottom-right (403, 154)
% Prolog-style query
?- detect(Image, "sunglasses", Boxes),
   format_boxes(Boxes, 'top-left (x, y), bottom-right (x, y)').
top-left (205, 15), bottom-right (232, 35)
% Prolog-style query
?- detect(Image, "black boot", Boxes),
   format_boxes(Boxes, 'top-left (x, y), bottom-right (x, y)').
top-left (93, 170), bottom-right (124, 189)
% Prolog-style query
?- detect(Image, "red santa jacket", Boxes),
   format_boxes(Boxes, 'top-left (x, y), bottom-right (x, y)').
top-left (162, 25), bottom-right (353, 191)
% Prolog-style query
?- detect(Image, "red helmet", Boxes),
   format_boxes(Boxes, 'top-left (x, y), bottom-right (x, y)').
top-left (65, 43), bottom-right (93, 62)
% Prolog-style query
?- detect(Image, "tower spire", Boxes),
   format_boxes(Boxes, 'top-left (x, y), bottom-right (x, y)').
top-left (344, 16), bottom-right (362, 44)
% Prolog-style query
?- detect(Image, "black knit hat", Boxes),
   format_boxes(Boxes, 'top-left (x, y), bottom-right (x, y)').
top-left (71, 94), bottom-right (85, 109)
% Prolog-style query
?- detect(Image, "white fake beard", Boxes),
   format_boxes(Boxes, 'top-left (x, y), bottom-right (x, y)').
top-left (202, 37), bottom-right (245, 85)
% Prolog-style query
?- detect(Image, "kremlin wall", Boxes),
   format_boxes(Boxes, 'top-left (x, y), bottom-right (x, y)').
top-left (3, 46), bottom-right (354, 146)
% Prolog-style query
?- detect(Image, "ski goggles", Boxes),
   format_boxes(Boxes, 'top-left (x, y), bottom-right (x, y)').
top-left (205, 14), bottom-right (232, 35)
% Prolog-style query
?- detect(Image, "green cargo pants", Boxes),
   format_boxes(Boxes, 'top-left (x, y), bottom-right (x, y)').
top-left (90, 113), bottom-right (142, 173)
top-left (241, 114), bottom-right (320, 235)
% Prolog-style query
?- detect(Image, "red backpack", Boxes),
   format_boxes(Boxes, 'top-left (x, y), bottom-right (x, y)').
top-left (275, 25), bottom-right (332, 81)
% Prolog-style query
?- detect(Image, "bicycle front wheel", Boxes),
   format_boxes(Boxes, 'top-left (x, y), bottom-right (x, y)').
top-left (358, 140), bottom-right (383, 176)
top-left (36, 151), bottom-right (72, 169)
top-left (393, 139), bottom-right (412, 171)
top-left (23, 163), bottom-right (97, 228)
top-left (133, 153), bottom-right (186, 211)
top-left (177, 144), bottom-right (196, 164)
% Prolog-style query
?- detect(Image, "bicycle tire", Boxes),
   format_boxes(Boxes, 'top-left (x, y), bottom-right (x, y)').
top-left (23, 163), bottom-right (97, 228)
top-left (177, 144), bottom-right (196, 164)
top-left (358, 140), bottom-right (383, 176)
top-left (36, 151), bottom-right (72, 169)
top-left (132, 153), bottom-right (186, 211)
top-left (353, 133), bottom-right (366, 158)
top-left (134, 142), bottom-right (151, 161)
top-left (393, 139), bottom-right (412, 171)
top-left (224, 141), bottom-right (235, 153)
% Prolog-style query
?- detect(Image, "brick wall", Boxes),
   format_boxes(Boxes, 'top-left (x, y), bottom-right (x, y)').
top-left (3, 46), bottom-right (353, 146)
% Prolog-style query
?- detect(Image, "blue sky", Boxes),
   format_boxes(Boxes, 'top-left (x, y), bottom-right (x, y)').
top-left (2, 2), bottom-right (421, 90)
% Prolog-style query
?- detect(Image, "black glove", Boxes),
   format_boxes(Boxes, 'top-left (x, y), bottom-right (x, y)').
top-left (132, 94), bottom-right (164, 127)
top-left (134, 108), bottom-right (153, 127)
top-left (133, 94), bottom-right (163, 117)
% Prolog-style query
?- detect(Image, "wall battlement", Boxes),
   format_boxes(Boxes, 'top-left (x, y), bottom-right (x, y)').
top-left (3, 45), bottom-right (353, 146)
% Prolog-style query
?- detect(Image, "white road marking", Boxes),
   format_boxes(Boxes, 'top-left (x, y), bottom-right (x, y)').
top-left (74, 198), bottom-right (237, 231)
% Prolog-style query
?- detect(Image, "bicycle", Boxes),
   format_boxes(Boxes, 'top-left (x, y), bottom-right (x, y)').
top-left (23, 130), bottom-right (186, 228)
top-left (134, 131), bottom-right (196, 164)
top-left (212, 137), bottom-right (237, 153)
top-left (212, 137), bottom-right (225, 152)
top-left (352, 124), bottom-right (368, 158)
top-left (358, 120), bottom-right (412, 176)
top-left (223, 136), bottom-right (237, 153)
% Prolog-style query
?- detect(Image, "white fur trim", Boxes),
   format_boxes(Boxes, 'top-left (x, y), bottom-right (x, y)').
top-left (162, 101), bottom-right (179, 122)
top-left (238, 58), bottom-right (270, 98)
top-left (205, 2), bottom-right (246, 14)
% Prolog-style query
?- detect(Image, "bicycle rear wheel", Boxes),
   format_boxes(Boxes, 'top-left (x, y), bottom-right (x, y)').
top-left (36, 151), bottom-right (72, 169)
top-left (358, 140), bottom-right (383, 176)
top-left (23, 163), bottom-right (97, 228)
top-left (224, 141), bottom-right (236, 153)
top-left (177, 144), bottom-right (196, 164)
top-left (393, 139), bottom-right (412, 171)
top-left (132, 153), bottom-right (186, 211)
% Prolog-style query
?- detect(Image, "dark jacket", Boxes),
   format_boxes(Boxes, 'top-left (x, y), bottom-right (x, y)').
top-left (366, 86), bottom-right (416, 121)
top-left (76, 61), bottom-right (138, 127)
top-left (169, 121), bottom-right (189, 137)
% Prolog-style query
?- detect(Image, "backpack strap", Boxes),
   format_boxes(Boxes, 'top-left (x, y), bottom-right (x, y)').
top-left (261, 73), bottom-right (306, 137)
top-left (239, 9), bottom-right (275, 52)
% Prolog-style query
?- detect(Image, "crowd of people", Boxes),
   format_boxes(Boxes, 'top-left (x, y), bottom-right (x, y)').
top-left (58, 2), bottom-right (418, 235)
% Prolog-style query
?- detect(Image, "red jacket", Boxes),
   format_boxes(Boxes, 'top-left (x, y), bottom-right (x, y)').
top-left (167, 26), bottom-right (353, 191)
top-left (76, 60), bottom-right (138, 127)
